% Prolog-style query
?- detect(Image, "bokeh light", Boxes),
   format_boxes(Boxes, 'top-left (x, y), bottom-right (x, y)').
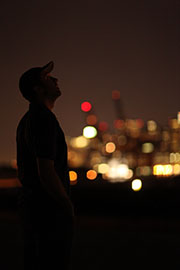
top-left (125, 169), bottom-right (134, 179)
top-left (118, 135), bottom-right (127, 146)
top-left (131, 179), bottom-right (142, 191)
top-left (98, 163), bottom-right (109, 174)
top-left (112, 90), bottom-right (120, 100)
top-left (107, 159), bottom-right (131, 182)
top-left (86, 170), bottom-right (97, 180)
top-left (105, 142), bottom-right (116, 153)
top-left (173, 164), bottom-right (180, 175)
top-left (142, 143), bottom-right (154, 153)
top-left (86, 114), bottom-right (97, 125)
top-left (170, 119), bottom-right (179, 129)
top-left (147, 120), bottom-right (157, 132)
top-left (116, 164), bottom-right (129, 178)
top-left (153, 164), bottom-right (173, 176)
top-left (169, 152), bottom-right (180, 163)
top-left (136, 166), bottom-right (152, 176)
top-left (70, 136), bottom-right (89, 148)
top-left (83, 126), bottom-right (97, 138)
top-left (98, 121), bottom-right (109, 132)
top-left (69, 171), bottom-right (77, 181)
top-left (136, 119), bottom-right (144, 129)
top-left (114, 119), bottom-right (125, 129)
top-left (81, 101), bottom-right (92, 112)
top-left (68, 151), bottom-right (85, 167)
top-left (177, 112), bottom-right (180, 124)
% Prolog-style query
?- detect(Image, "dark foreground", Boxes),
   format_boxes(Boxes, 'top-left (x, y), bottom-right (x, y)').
top-left (1, 175), bottom-right (180, 270)
top-left (1, 211), bottom-right (180, 270)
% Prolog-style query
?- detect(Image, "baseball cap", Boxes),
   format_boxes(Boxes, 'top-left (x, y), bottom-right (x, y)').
top-left (19, 61), bottom-right (54, 102)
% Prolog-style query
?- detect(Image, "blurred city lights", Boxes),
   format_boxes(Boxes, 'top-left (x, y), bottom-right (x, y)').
top-left (70, 136), bottom-right (89, 148)
top-left (112, 90), bottom-right (120, 100)
top-left (98, 121), bottom-right (109, 132)
top-left (125, 169), bottom-right (134, 179)
top-left (142, 143), bottom-right (154, 153)
top-left (118, 135), bottom-right (127, 146)
top-left (114, 119), bottom-right (124, 129)
top-left (106, 159), bottom-right (131, 182)
top-left (136, 166), bottom-right (152, 176)
top-left (147, 120), bottom-right (157, 132)
top-left (169, 152), bottom-right (180, 163)
top-left (136, 119), bottom-right (144, 129)
top-left (105, 142), bottom-right (116, 153)
top-left (173, 164), bottom-right (180, 175)
top-left (67, 97), bottom-right (180, 183)
top-left (86, 114), bottom-right (97, 125)
top-left (69, 171), bottom-right (77, 181)
top-left (162, 131), bottom-right (170, 141)
top-left (177, 112), bottom-right (180, 124)
top-left (98, 163), bottom-right (109, 174)
top-left (116, 164), bottom-right (130, 178)
top-left (169, 119), bottom-right (179, 129)
top-left (86, 170), bottom-right (97, 180)
top-left (153, 164), bottom-right (173, 176)
top-left (83, 126), bottom-right (97, 138)
top-left (81, 101), bottom-right (92, 112)
top-left (68, 151), bottom-right (85, 167)
top-left (131, 179), bottom-right (142, 191)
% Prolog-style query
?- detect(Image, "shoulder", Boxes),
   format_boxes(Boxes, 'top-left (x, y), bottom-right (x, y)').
top-left (29, 103), bottom-right (57, 128)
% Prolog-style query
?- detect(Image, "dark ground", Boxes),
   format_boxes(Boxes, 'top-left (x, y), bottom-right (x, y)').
top-left (1, 175), bottom-right (180, 270)
top-left (1, 210), bottom-right (180, 270)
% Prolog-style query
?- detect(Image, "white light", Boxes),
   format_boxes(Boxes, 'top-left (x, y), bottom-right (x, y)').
top-left (107, 159), bottom-right (130, 182)
top-left (131, 179), bottom-right (142, 191)
top-left (83, 126), bottom-right (97, 139)
top-left (117, 164), bottom-right (129, 178)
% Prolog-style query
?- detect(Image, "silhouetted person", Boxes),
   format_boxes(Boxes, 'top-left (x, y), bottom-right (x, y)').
top-left (16, 61), bottom-right (75, 270)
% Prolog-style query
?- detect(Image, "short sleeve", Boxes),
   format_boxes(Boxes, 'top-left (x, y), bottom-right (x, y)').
top-left (34, 114), bottom-right (56, 160)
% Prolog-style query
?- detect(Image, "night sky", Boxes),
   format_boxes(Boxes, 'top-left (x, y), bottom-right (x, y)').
top-left (0, 0), bottom-right (179, 163)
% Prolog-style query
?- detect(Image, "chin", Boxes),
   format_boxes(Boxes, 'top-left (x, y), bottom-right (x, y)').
top-left (57, 91), bottom-right (62, 97)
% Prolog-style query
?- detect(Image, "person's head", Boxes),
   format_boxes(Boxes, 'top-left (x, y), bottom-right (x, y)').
top-left (19, 61), bottom-right (61, 103)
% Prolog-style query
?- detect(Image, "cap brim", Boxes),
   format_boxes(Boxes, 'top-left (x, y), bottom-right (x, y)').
top-left (41, 61), bottom-right (54, 76)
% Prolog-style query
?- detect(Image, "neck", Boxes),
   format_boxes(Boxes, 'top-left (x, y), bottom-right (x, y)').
top-left (43, 99), bottom-right (55, 111)
top-left (33, 98), bottom-right (55, 111)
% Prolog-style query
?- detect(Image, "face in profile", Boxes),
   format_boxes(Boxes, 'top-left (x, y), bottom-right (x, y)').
top-left (37, 73), bottom-right (62, 101)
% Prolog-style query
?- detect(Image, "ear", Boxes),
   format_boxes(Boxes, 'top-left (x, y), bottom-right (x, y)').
top-left (33, 86), bottom-right (44, 97)
top-left (41, 61), bottom-right (54, 77)
top-left (33, 85), bottom-right (39, 93)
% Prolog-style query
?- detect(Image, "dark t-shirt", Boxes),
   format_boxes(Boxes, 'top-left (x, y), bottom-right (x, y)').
top-left (16, 102), bottom-right (70, 205)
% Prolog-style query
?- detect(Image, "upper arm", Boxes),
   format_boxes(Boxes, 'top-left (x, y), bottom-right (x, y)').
top-left (36, 157), bottom-right (55, 177)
